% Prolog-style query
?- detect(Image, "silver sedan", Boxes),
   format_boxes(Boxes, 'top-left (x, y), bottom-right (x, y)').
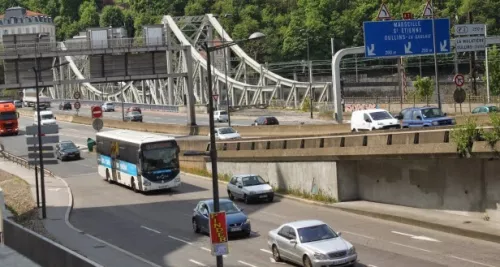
top-left (268, 220), bottom-right (357, 267)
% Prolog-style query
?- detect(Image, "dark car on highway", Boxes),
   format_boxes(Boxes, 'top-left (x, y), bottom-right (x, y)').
top-left (396, 107), bottom-right (455, 128)
top-left (127, 106), bottom-right (142, 113)
top-left (59, 101), bottom-right (72, 110)
top-left (253, 116), bottom-right (279, 126)
top-left (125, 111), bottom-right (143, 122)
top-left (192, 199), bottom-right (251, 237)
top-left (55, 140), bottom-right (81, 161)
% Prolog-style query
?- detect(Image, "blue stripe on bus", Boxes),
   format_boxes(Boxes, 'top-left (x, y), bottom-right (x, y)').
top-left (151, 169), bottom-right (172, 174)
top-left (98, 155), bottom-right (138, 176)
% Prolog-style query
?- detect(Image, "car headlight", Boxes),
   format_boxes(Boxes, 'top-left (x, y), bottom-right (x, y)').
top-left (244, 219), bottom-right (250, 224)
top-left (348, 246), bottom-right (356, 255)
top-left (248, 191), bottom-right (256, 195)
top-left (451, 119), bottom-right (456, 124)
top-left (313, 252), bottom-right (329, 260)
top-left (432, 121), bottom-right (439, 126)
top-left (143, 181), bottom-right (151, 186)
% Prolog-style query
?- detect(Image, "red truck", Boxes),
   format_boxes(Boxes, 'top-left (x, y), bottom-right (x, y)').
top-left (0, 102), bottom-right (19, 135)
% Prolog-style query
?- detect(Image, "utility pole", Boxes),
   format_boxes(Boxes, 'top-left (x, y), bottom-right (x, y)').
top-left (469, 11), bottom-right (477, 95)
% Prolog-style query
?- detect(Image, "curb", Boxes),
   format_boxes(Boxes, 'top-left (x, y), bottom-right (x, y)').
top-left (183, 171), bottom-right (500, 245)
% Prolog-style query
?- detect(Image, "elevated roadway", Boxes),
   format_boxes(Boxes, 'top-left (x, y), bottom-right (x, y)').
top-left (2, 120), bottom-right (500, 267)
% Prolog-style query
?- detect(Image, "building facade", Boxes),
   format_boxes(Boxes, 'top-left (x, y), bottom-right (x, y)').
top-left (0, 6), bottom-right (55, 42)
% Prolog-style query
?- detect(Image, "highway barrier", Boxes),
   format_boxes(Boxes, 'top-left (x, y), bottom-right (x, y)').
top-left (3, 218), bottom-right (102, 267)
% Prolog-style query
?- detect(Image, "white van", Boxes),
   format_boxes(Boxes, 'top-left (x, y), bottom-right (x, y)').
top-left (34, 110), bottom-right (57, 125)
top-left (350, 109), bottom-right (400, 132)
top-left (214, 110), bottom-right (228, 122)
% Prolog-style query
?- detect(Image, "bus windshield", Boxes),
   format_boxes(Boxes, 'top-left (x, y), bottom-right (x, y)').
top-left (0, 112), bottom-right (17, 120)
top-left (142, 145), bottom-right (178, 172)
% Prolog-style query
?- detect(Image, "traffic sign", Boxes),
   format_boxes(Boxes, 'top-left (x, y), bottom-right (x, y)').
top-left (209, 211), bottom-right (229, 256)
top-left (25, 124), bottom-right (58, 135)
top-left (27, 146), bottom-right (54, 152)
top-left (91, 106), bottom-right (103, 119)
top-left (74, 101), bottom-right (81, 110)
top-left (376, 3), bottom-right (391, 20)
top-left (454, 74), bottom-right (465, 87)
top-left (454, 24), bottom-right (486, 36)
top-left (454, 88), bottom-right (466, 104)
top-left (455, 36), bottom-right (486, 52)
top-left (363, 18), bottom-right (450, 58)
top-left (28, 152), bottom-right (54, 159)
top-left (403, 13), bottom-right (413, 20)
top-left (26, 135), bottom-right (59, 145)
top-left (423, 1), bottom-right (433, 18)
top-left (92, 118), bottom-right (104, 131)
top-left (73, 91), bottom-right (81, 99)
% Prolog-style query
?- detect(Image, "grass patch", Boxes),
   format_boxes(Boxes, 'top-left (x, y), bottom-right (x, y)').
top-left (181, 167), bottom-right (337, 203)
top-left (0, 169), bottom-right (56, 240)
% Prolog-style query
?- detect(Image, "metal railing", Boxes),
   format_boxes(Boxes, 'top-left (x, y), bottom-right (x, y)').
top-left (0, 145), bottom-right (54, 177)
top-left (52, 100), bottom-right (180, 113)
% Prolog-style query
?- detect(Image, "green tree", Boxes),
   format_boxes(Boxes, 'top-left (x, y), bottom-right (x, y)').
top-left (414, 76), bottom-right (434, 104)
top-left (486, 45), bottom-right (500, 96)
top-left (99, 6), bottom-right (124, 28)
top-left (79, 1), bottom-right (100, 30)
top-left (123, 10), bottom-right (135, 38)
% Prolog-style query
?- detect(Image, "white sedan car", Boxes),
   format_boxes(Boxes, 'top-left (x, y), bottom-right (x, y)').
top-left (210, 127), bottom-right (241, 140)
top-left (227, 174), bottom-right (274, 203)
top-left (268, 220), bottom-right (357, 267)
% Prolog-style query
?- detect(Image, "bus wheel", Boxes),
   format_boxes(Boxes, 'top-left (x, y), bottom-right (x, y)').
top-left (131, 177), bottom-right (139, 193)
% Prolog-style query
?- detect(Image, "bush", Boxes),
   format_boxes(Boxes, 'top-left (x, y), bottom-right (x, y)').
top-left (482, 112), bottom-right (500, 149)
top-left (301, 96), bottom-right (311, 112)
top-left (451, 116), bottom-right (482, 158)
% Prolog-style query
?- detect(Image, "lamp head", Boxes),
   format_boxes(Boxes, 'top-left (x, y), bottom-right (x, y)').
top-left (248, 32), bottom-right (265, 41)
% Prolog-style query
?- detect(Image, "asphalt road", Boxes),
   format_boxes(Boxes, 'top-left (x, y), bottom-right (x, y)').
top-left (40, 105), bottom-right (331, 126)
top-left (3, 120), bottom-right (500, 267)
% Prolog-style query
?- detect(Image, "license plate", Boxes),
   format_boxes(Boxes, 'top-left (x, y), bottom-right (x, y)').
top-left (230, 227), bottom-right (241, 232)
top-left (335, 258), bottom-right (349, 265)
top-left (159, 185), bottom-right (170, 189)
top-left (259, 195), bottom-right (267, 198)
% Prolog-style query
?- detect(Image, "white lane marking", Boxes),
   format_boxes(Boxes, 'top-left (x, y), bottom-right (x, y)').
top-left (168, 235), bottom-right (193, 245)
top-left (260, 248), bottom-right (272, 254)
top-left (140, 225), bottom-right (161, 234)
top-left (48, 188), bottom-right (61, 191)
top-left (391, 231), bottom-right (441, 242)
top-left (189, 259), bottom-right (206, 266)
top-left (238, 260), bottom-right (258, 267)
top-left (368, 265), bottom-right (379, 267)
top-left (261, 211), bottom-right (287, 219)
top-left (342, 231), bottom-right (375, 240)
top-left (447, 255), bottom-right (497, 267)
top-left (389, 242), bottom-right (432, 253)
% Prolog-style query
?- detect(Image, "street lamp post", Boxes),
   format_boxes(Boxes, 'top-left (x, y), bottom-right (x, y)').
top-left (301, 29), bottom-right (313, 119)
top-left (221, 14), bottom-right (233, 126)
top-left (201, 31), bottom-right (265, 267)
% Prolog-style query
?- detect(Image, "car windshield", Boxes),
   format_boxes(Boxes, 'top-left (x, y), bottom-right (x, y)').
top-left (421, 108), bottom-right (443, 118)
top-left (60, 142), bottom-right (77, 150)
top-left (488, 106), bottom-right (498, 112)
top-left (129, 111), bottom-right (141, 116)
top-left (41, 114), bottom-right (53, 119)
top-left (219, 111), bottom-right (227, 115)
top-left (209, 202), bottom-right (240, 214)
top-left (219, 127), bottom-right (236, 134)
top-left (297, 224), bottom-right (338, 243)
top-left (0, 111), bottom-right (17, 120)
top-left (142, 147), bottom-right (178, 172)
top-left (242, 175), bottom-right (266, 186)
top-left (369, 111), bottom-right (393, 120)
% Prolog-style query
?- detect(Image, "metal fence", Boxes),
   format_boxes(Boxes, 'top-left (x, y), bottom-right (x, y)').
top-left (0, 145), bottom-right (54, 177)
top-left (52, 99), bottom-right (180, 113)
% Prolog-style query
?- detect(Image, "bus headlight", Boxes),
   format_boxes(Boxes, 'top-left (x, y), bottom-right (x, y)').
top-left (143, 181), bottom-right (151, 186)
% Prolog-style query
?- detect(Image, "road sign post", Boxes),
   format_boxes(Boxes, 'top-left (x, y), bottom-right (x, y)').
top-left (91, 106), bottom-right (103, 119)
top-left (92, 118), bottom-right (104, 132)
top-left (209, 211), bottom-right (229, 257)
top-left (454, 74), bottom-right (465, 87)
top-left (73, 91), bottom-right (81, 100)
top-left (363, 18), bottom-right (450, 58)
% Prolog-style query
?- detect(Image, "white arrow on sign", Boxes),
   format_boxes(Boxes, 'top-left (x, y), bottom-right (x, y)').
top-left (391, 231), bottom-right (441, 242)
top-left (404, 42), bottom-right (412, 54)
top-left (367, 44), bottom-right (376, 56)
top-left (440, 40), bottom-right (448, 52)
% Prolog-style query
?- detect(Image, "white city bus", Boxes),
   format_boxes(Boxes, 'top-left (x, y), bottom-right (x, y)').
top-left (96, 129), bottom-right (181, 192)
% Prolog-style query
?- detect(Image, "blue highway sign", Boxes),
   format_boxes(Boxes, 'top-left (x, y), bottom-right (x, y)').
top-left (364, 18), bottom-right (450, 58)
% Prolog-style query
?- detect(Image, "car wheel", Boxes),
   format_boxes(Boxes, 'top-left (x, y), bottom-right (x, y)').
top-left (303, 256), bottom-right (313, 267)
top-left (272, 245), bottom-right (282, 262)
top-left (268, 196), bottom-right (274, 203)
top-left (228, 191), bottom-right (234, 200)
top-left (192, 219), bottom-right (200, 233)
top-left (244, 194), bottom-right (250, 204)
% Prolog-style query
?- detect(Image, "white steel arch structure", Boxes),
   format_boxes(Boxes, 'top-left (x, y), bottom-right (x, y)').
top-left (49, 14), bottom-right (332, 109)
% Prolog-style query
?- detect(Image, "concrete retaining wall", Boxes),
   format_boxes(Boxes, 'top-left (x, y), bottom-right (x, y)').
top-left (3, 218), bottom-right (101, 267)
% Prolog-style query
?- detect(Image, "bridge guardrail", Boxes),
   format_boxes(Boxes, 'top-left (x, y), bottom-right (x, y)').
top-left (52, 100), bottom-right (180, 113)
